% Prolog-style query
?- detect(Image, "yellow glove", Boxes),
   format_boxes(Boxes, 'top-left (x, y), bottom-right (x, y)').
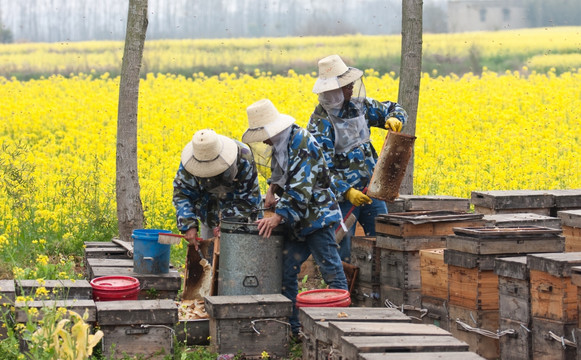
top-left (385, 117), bottom-right (402, 132)
top-left (345, 188), bottom-right (372, 206)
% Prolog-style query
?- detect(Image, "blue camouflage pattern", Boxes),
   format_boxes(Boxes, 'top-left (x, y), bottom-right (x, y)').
top-left (173, 140), bottom-right (262, 231)
top-left (307, 98), bottom-right (408, 201)
top-left (274, 124), bottom-right (342, 237)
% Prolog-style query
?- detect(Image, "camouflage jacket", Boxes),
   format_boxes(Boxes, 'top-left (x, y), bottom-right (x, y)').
top-left (274, 124), bottom-right (342, 238)
top-left (307, 98), bottom-right (408, 201)
top-left (172, 140), bottom-right (262, 231)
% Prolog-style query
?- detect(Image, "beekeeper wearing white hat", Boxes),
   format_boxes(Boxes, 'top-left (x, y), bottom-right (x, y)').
top-left (173, 129), bottom-right (262, 255)
top-left (308, 54), bottom-right (408, 263)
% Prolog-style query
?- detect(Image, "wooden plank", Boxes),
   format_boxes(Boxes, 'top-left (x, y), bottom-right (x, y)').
top-left (379, 248), bottom-right (421, 289)
top-left (448, 304), bottom-right (499, 359)
top-left (87, 258), bottom-right (134, 268)
top-left (328, 322), bottom-right (450, 348)
top-left (15, 279), bottom-right (92, 300)
top-left (359, 352), bottom-right (486, 360)
top-left (204, 294), bottom-right (292, 319)
top-left (531, 317), bottom-right (577, 360)
top-left (498, 276), bottom-right (531, 324)
top-left (15, 299), bottom-right (96, 322)
top-left (527, 252), bottom-right (581, 278)
top-left (474, 205), bottom-right (551, 216)
top-left (95, 299), bottom-right (178, 325)
top-left (421, 296), bottom-right (450, 331)
top-left (448, 266), bottom-right (498, 310)
top-left (341, 335), bottom-right (469, 360)
top-left (499, 318), bottom-right (532, 360)
top-left (446, 233), bottom-right (564, 255)
top-left (493, 256), bottom-right (528, 280)
top-left (470, 190), bottom-right (554, 210)
top-left (530, 269), bottom-right (577, 322)
top-left (483, 212), bottom-right (562, 229)
top-left (84, 246), bottom-right (130, 259)
top-left (298, 307), bottom-right (410, 335)
top-left (84, 241), bottom-right (122, 248)
top-left (399, 195), bottom-right (470, 212)
top-left (420, 248), bottom-right (448, 299)
top-left (443, 249), bottom-right (504, 270)
top-left (452, 225), bottom-right (562, 237)
top-left (376, 233), bottom-right (448, 252)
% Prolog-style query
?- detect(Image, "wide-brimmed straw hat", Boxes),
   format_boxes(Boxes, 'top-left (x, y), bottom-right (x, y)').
top-left (241, 99), bottom-right (296, 143)
top-left (181, 129), bottom-right (238, 178)
top-left (312, 54), bottom-right (364, 94)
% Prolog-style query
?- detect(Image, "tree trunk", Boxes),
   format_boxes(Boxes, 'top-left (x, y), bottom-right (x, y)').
top-left (116, 0), bottom-right (147, 241)
top-left (398, 0), bottom-right (423, 195)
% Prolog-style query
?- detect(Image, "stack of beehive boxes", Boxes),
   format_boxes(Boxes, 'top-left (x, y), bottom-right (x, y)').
top-left (528, 253), bottom-right (581, 360)
top-left (299, 306), bottom-right (488, 360)
top-left (375, 210), bottom-right (485, 318)
top-left (445, 226), bottom-right (565, 359)
top-left (471, 189), bottom-right (581, 217)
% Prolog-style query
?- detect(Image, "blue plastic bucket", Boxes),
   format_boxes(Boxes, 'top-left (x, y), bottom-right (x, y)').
top-left (132, 229), bottom-right (172, 274)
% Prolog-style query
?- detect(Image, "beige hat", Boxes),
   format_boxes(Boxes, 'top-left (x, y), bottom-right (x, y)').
top-left (312, 54), bottom-right (364, 94)
top-left (181, 129), bottom-right (238, 177)
top-left (241, 99), bottom-right (296, 143)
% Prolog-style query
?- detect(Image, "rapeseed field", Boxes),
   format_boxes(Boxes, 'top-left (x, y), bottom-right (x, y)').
top-left (0, 29), bottom-right (580, 279)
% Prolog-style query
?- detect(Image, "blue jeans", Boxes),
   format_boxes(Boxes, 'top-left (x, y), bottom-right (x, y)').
top-left (336, 198), bottom-right (387, 263)
top-left (281, 226), bottom-right (348, 335)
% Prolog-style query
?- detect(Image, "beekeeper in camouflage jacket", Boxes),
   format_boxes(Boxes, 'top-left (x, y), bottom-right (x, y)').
top-left (308, 54), bottom-right (408, 263)
top-left (173, 129), bottom-right (261, 254)
top-left (242, 98), bottom-right (348, 337)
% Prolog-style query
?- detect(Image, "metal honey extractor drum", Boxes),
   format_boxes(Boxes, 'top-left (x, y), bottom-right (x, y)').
top-left (218, 217), bottom-right (284, 295)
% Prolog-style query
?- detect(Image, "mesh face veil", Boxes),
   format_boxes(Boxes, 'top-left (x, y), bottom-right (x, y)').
top-left (196, 160), bottom-right (239, 194)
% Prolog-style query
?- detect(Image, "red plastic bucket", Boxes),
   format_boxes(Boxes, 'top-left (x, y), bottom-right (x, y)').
top-left (90, 276), bottom-right (140, 301)
top-left (296, 289), bottom-right (351, 308)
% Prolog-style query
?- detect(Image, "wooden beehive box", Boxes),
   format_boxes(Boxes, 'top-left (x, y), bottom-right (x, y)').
top-left (531, 316), bottom-right (577, 360)
top-left (175, 318), bottom-right (210, 346)
top-left (558, 209), bottom-right (581, 252)
top-left (298, 307), bottom-right (410, 360)
top-left (494, 256), bottom-right (530, 323)
top-left (528, 252), bottom-right (581, 323)
top-left (359, 352), bottom-right (487, 360)
top-left (339, 333), bottom-right (470, 360)
top-left (351, 236), bottom-right (380, 283)
top-left (420, 248), bottom-right (448, 300)
top-left (545, 189), bottom-right (581, 216)
top-left (399, 195), bottom-right (471, 212)
top-left (483, 212), bottom-right (562, 230)
top-left (379, 284), bottom-right (422, 315)
top-left (376, 211), bottom-right (485, 251)
top-left (444, 249), bottom-right (499, 311)
top-left (96, 299), bottom-right (177, 360)
top-left (90, 266), bottom-right (181, 300)
top-left (15, 279), bottom-right (93, 300)
top-left (448, 303), bottom-right (500, 359)
top-left (446, 226), bottom-right (565, 256)
top-left (83, 241), bottom-right (130, 262)
top-left (471, 190), bottom-right (555, 215)
top-left (379, 248), bottom-right (421, 290)
top-left (571, 266), bottom-right (581, 328)
top-left (205, 294), bottom-right (292, 359)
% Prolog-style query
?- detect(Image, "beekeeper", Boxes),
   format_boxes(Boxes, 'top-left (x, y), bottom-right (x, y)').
top-left (307, 54), bottom-right (408, 263)
top-left (173, 129), bottom-right (262, 256)
top-left (242, 98), bottom-right (348, 338)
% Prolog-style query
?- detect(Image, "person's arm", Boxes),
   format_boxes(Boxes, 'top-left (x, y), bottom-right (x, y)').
top-left (172, 163), bottom-right (202, 233)
top-left (365, 98), bottom-right (408, 130)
